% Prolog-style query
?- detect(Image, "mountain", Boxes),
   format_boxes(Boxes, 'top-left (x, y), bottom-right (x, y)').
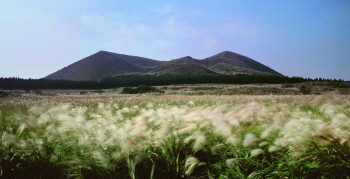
top-left (151, 56), bottom-right (217, 76)
top-left (43, 51), bottom-right (282, 81)
top-left (44, 51), bottom-right (163, 81)
top-left (202, 51), bottom-right (281, 76)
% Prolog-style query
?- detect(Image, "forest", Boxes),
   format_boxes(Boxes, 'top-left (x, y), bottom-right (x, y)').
top-left (0, 75), bottom-right (345, 90)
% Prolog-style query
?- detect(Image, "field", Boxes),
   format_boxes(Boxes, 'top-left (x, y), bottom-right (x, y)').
top-left (1, 84), bottom-right (350, 178)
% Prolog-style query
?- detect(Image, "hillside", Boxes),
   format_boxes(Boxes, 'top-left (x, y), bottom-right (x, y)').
top-left (202, 51), bottom-right (281, 75)
top-left (43, 51), bottom-right (163, 81)
top-left (44, 51), bottom-right (282, 81)
top-left (151, 56), bottom-right (216, 76)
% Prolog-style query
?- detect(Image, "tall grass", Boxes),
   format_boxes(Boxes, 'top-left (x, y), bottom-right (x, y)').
top-left (0, 94), bottom-right (349, 178)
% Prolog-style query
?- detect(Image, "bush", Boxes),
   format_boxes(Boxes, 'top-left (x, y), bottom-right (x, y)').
top-left (120, 87), bottom-right (136, 94)
top-left (282, 84), bottom-right (294, 88)
top-left (34, 90), bottom-right (43, 95)
top-left (135, 85), bottom-right (157, 93)
top-left (120, 85), bottom-right (164, 94)
top-left (92, 90), bottom-right (105, 94)
top-left (299, 84), bottom-right (312, 94)
top-left (0, 91), bottom-right (9, 98)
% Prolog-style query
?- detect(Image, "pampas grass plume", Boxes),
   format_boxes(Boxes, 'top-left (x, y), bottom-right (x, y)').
top-left (250, 148), bottom-right (264, 157)
top-left (226, 158), bottom-right (239, 167)
top-left (185, 157), bottom-right (205, 176)
top-left (193, 134), bottom-right (207, 152)
top-left (258, 141), bottom-right (270, 147)
top-left (243, 133), bottom-right (259, 147)
top-left (92, 151), bottom-right (109, 168)
top-left (268, 146), bottom-right (282, 153)
top-left (211, 143), bottom-right (225, 154)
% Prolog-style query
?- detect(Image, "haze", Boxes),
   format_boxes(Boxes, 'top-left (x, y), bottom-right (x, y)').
top-left (1, 0), bottom-right (349, 80)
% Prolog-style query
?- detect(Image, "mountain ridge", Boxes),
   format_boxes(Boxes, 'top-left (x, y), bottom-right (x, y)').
top-left (43, 51), bottom-right (282, 81)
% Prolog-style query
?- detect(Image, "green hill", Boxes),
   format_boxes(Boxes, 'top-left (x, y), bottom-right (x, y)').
top-left (43, 51), bottom-right (282, 81)
top-left (43, 51), bottom-right (163, 81)
top-left (202, 51), bottom-right (281, 75)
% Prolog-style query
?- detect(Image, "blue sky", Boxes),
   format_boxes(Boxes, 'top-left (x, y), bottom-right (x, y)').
top-left (1, 0), bottom-right (349, 80)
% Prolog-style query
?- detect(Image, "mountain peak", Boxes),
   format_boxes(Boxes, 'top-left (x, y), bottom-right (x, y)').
top-left (218, 51), bottom-right (243, 58)
top-left (43, 50), bottom-right (282, 81)
top-left (94, 50), bottom-right (117, 55)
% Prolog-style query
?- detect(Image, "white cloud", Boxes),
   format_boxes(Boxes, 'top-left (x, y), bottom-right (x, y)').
top-left (157, 39), bottom-right (175, 49)
top-left (161, 16), bottom-right (198, 40)
top-left (79, 13), bottom-right (136, 48)
top-left (202, 39), bottom-right (218, 50)
top-left (221, 23), bottom-right (263, 40)
top-left (163, 16), bottom-right (178, 38)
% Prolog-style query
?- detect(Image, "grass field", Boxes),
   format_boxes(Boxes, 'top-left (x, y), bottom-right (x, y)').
top-left (1, 87), bottom-right (350, 178)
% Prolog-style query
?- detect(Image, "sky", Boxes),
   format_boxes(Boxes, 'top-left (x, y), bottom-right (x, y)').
top-left (1, 0), bottom-right (350, 80)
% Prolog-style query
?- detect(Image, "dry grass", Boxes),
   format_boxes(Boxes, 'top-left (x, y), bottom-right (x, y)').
top-left (0, 92), bottom-right (350, 178)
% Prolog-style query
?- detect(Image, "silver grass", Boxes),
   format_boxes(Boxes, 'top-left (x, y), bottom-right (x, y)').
top-left (146, 102), bottom-right (154, 108)
top-left (188, 101), bottom-right (194, 105)
top-left (226, 158), bottom-right (240, 167)
top-left (260, 127), bottom-right (277, 139)
top-left (248, 171), bottom-right (258, 179)
top-left (66, 157), bottom-right (86, 179)
top-left (185, 157), bottom-right (205, 176)
top-left (268, 146), bottom-right (282, 153)
top-left (250, 148), bottom-right (264, 157)
top-left (193, 134), bottom-right (208, 152)
top-left (1, 132), bottom-right (16, 148)
top-left (8, 127), bottom-right (13, 134)
top-left (97, 103), bottom-right (105, 109)
top-left (258, 141), bottom-right (270, 147)
top-left (213, 124), bottom-right (232, 138)
top-left (211, 143), bottom-right (225, 154)
top-left (243, 133), bottom-right (259, 147)
top-left (225, 136), bottom-right (240, 146)
top-left (213, 105), bottom-right (228, 113)
top-left (320, 104), bottom-right (336, 115)
top-left (184, 135), bottom-right (193, 144)
top-left (92, 151), bottom-right (109, 168)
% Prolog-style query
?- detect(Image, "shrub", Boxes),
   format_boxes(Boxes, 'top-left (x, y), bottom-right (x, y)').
top-left (120, 87), bottom-right (138, 94)
top-left (299, 84), bottom-right (312, 94)
top-left (282, 84), bottom-right (294, 88)
top-left (92, 90), bottom-right (105, 94)
top-left (0, 91), bottom-right (9, 98)
top-left (135, 85), bottom-right (157, 93)
top-left (120, 85), bottom-right (164, 94)
top-left (34, 90), bottom-right (43, 95)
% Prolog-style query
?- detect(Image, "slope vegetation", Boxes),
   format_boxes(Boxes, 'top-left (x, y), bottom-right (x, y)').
top-left (44, 51), bottom-right (163, 81)
top-left (44, 51), bottom-right (281, 81)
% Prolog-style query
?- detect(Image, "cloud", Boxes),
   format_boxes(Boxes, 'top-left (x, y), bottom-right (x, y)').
top-left (79, 13), bottom-right (136, 48)
top-left (163, 16), bottom-right (178, 38)
top-left (220, 23), bottom-right (263, 40)
top-left (154, 15), bottom-right (225, 55)
top-left (157, 39), bottom-right (175, 49)
top-left (202, 39), bottom-right (218, 50)
top-left (154, 16), bottom-right (203, 50)
top-left (161, 16), bottom-right (198, 40)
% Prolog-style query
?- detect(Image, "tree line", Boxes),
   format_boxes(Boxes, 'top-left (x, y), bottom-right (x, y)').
top-left (0, 75), bottom-right (346, 90)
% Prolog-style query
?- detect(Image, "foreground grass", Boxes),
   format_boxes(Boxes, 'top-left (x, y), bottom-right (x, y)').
top-left (1, 94), bottom-right (350, 178)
